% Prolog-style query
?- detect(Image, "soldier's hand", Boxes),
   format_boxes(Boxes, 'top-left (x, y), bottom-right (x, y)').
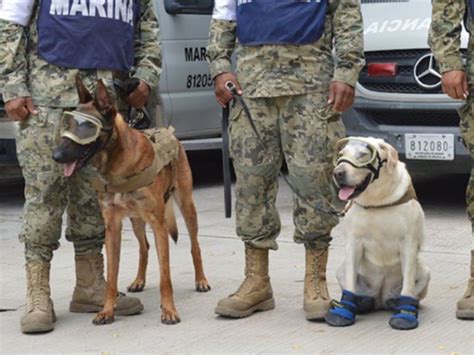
top-left (126, 80), bottom-right (150, 109)
top-left (441, 70), bottom-right (469, 100)
top-left (5, 97), bottom-right (38, 122)
top-left (328, 81), bottom-right (355, 112)
top-left (328, 82), bottom-right (355, 113)
top-left (214, 72), bottom-right (242, 108)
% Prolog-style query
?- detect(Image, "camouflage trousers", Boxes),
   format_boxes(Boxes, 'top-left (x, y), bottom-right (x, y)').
top-left (229, 93), bottom-right (345, 250)
top-left (459, 94), bottom-right (474, 234)
top-left (16, 107), bottom-right (105, 262)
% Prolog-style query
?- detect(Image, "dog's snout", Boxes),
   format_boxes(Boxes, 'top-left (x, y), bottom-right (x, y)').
top-left (333, 167), bottom-right (346, 183)
top-left (52, 148), bottom-right (65, 163)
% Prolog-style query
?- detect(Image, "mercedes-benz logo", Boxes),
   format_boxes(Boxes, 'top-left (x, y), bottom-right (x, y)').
top-left (413, 53), bottom-right (442, 89)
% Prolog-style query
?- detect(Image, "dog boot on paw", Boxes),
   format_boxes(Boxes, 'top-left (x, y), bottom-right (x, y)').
top-left (389, 295), bottom-right (419, 330)
top-left (325, 290), bottom-right (357, 326)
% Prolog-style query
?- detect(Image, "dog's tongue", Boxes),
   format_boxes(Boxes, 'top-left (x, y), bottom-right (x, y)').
top-left (338, 186), bottom-right (356, 201)
top-left (64, 161), bottom-right (78, 177)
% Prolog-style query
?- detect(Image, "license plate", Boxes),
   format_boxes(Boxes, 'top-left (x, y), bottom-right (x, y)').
top-left (405, 134), bottom-right (454, 161)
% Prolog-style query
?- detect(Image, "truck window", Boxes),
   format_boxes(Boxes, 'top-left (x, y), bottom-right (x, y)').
top-left (164, 0), bottom-right (214, 15)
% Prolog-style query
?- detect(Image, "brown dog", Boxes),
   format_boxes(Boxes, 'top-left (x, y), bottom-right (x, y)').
top-left (53, 78), bottom-right (210, 325)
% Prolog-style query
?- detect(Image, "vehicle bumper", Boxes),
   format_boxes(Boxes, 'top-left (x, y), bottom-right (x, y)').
top-left (343, 96), bottom-right (471, 176)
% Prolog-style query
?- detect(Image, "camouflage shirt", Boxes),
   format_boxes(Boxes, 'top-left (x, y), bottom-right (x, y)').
top-left (206, 0), bottom-right (365, 98)
top-left (0, 0), bottom-right (161, 107)
top-left (429, 0), bottom-right (472, 74)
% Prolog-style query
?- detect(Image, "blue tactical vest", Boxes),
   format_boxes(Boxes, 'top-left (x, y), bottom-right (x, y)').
top-left (236, 0), bottom-right (328, 45)
top-left (37, 0), bottom-right (140, 71)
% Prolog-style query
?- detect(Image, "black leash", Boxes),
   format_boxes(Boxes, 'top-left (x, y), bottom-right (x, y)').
top-left (222, 104), bottom-right (232, 218)
top-left (113, 78), bottom-right (152, 129)
top-left (223, 81), bottom-right (344, 218)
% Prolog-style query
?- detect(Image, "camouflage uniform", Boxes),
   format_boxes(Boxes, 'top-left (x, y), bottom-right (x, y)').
top-left (207, 0), bottom-right (365, 250)
top-left (0, 0), bottom-right (161, 262)
top-left (429, 0), bottom-right (473, 232)
top-left (429, 0), bottom-right (474, 320)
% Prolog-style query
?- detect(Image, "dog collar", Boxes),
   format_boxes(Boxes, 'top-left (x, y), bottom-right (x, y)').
top-left (353, 182), bottom-right (418, 210)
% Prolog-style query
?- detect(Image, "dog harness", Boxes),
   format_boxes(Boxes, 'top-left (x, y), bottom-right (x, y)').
top-left (91, 127), bottom-right (180, 194)
top-left (37, 0), bottom-right (140, 71)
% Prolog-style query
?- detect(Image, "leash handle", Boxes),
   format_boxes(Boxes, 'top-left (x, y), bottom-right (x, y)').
top-left (225, 81), bottom-right (238, 95)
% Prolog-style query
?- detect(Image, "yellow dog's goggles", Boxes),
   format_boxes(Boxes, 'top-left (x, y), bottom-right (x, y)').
top-left (333, 138), bottom-right (378, 168)
top-left (333, 138), bottom-right (387, 182)
top-left (60, 111), bottom-right (111, 145)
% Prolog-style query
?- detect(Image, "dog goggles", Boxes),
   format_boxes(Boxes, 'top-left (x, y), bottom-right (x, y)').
top-left (60, 111), bottom-right (108, 145)
top-left (333, 138), bottom-right (387, 182)
top-left (333, 138), bottom-right (378, 168)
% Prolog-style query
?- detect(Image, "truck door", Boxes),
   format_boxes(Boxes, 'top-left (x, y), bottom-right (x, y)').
top-left (157, 0), bottom-right (221, 141)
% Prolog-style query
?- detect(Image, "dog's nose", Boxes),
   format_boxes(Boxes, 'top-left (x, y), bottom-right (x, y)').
top-left (333, 167), bottom-right (346, 183)
top-left (52, 148), bottom-right (65, 163)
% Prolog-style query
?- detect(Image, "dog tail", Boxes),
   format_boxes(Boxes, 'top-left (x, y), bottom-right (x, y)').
top-left (166, 201), bottom-right (178, 243)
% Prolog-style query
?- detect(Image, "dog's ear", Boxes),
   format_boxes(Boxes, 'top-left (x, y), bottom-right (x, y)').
top-left (379, 142), bottom-right (399, 173)
top-left (94, 80), bottom-right (117, 121)
top-left (75, 75), bottom-right (93, 104)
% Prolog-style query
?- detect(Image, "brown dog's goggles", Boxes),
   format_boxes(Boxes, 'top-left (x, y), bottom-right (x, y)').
top-left (60, 111), bottom-right (107, 145)
top-left (333, 138), bottom-right (378, 168)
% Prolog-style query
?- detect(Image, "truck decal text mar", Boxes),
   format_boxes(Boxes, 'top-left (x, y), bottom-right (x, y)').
top-left (185, 47), bottom-right (207, 62)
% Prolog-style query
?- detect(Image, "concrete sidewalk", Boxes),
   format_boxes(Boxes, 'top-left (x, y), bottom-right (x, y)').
top-left (0, 176), bottom-right (473, 354)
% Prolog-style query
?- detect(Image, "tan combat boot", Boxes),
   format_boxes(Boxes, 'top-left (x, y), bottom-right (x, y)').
top-left (69, 253), bottom-right (144, 315)
top-left (21, 261), bottom-right (56, 334)
top-left (215, 244), bottom-right (275, 318)
top-left (456, 250), bottom-right (474, 319)
top-left (304, 245), bottom-right (331, 320)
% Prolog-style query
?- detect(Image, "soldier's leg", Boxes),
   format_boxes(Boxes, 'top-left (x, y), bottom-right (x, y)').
top-left (67, 156), bottom-right (143, 316)
top-left (16, 107), bottom-right (68, 333)
top-left (215, 97), bottom-right (281, 318)
top-left (279, 93), bottom-right (345, 320)
top-left (456, 92), bottom-right (474, 320)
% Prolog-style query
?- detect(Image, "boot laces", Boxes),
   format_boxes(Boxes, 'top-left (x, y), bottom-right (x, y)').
top-left (310, 248), bottom-right (327, 298)
top-left (30, 265), bottom-right (48, 310)
top-left (94, 256), bottom-right (106, 283)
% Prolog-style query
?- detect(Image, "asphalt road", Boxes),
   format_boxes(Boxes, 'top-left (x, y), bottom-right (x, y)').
top-left (0, 153), bottom-right (473, 354)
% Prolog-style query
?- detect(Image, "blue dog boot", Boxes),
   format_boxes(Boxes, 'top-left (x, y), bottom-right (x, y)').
top-left (325, 290), bottom-right (357, 326)
top-left (389, 295), bottom-right (419, 330)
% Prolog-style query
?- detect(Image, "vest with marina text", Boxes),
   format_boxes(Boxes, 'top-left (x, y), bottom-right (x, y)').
top-left (236, 0), bottom-right (328, 45)
top-left (37, 0), bottom-right (140, 71)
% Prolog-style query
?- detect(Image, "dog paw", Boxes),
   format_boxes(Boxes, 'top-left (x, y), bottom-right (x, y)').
top-left (196, 279), bottom-right (211, 293)
top-left (93, 311), bottom-right (115, 325)
top-left (161, 307), bottom-right (181, 325)
top-left (127, 279), bottom-right (146, 293)
top-left (389, 316), bottom-right (418, 330)
top-left (389, 295), bottom-right (419, 330)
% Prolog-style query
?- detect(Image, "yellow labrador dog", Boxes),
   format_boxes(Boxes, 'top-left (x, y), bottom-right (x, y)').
top-left (325, 137), bottom-right (430, 330)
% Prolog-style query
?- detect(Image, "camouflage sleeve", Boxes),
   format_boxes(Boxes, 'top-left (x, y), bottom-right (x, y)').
top-left (133, 0), bottom-right (162, 88)
top-left (206, 18), bottom-right (236, 79)
top-left (0, 19), bottom-right (30, 102)
top-left (428, 0), bottom-right (465, 74)
top-left (331, 0), bottom-right (365, 87)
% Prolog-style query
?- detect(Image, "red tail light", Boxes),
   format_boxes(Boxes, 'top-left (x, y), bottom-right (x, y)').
top-left (367, 63), bottom-right (398, 77)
